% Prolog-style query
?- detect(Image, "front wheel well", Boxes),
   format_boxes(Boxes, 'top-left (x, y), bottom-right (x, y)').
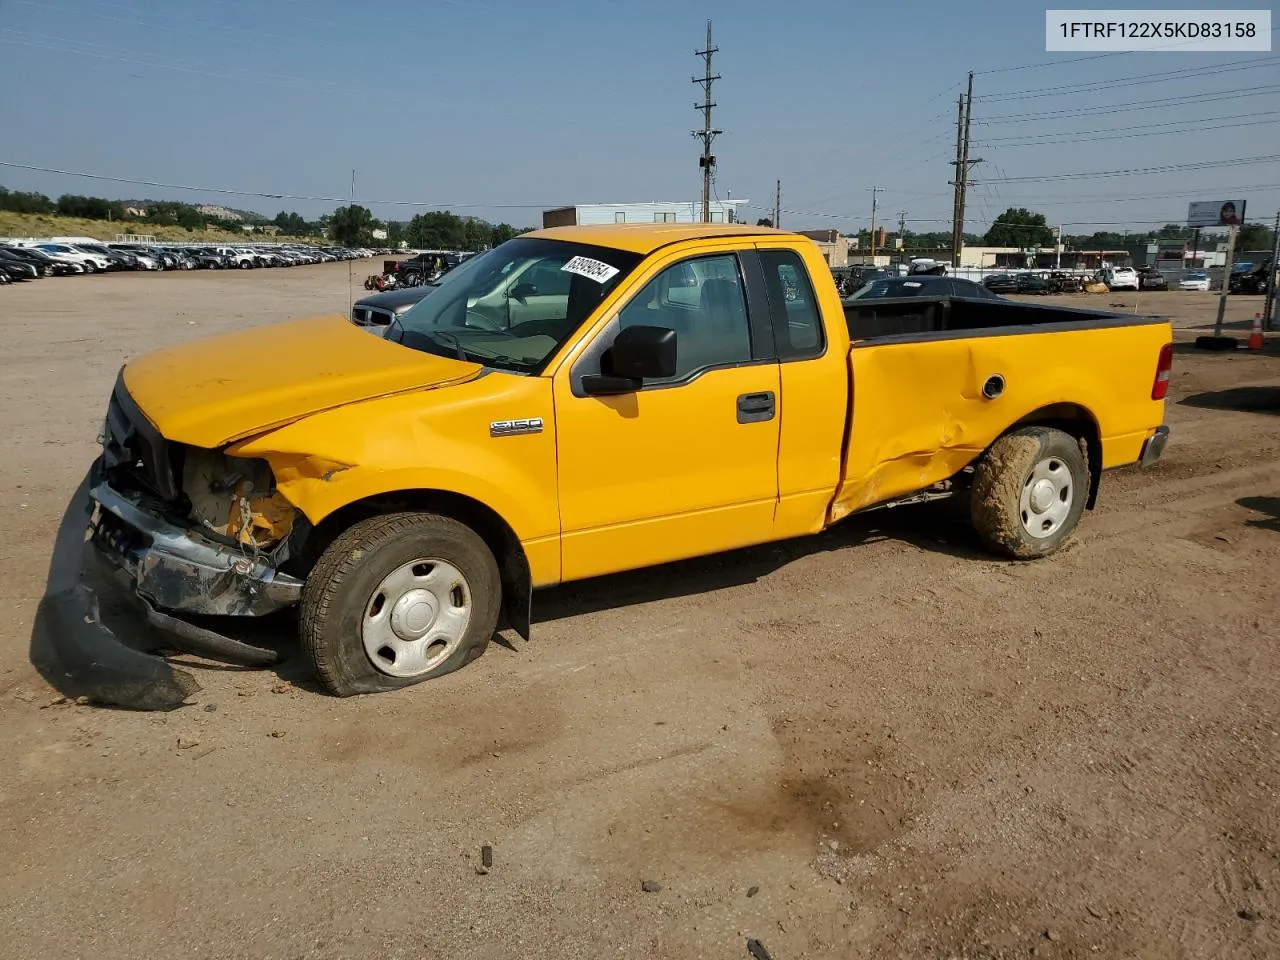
top-left (1007, 404), bottom-right (1102, 509)
top-left (299, 490), bottom-right (532, 639)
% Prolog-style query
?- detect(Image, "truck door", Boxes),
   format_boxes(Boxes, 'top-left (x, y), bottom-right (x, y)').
top-left (553, 247), bottom-right (781, 581)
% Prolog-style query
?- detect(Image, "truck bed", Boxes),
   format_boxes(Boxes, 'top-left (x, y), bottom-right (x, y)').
top-left (844, 294), bottom-right (1133, 342)
top-left (831, 295), bottom-right (1170, 520)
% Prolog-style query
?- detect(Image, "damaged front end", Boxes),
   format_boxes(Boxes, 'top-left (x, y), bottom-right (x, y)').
top-left (86, 375), bottom-right (309, 671)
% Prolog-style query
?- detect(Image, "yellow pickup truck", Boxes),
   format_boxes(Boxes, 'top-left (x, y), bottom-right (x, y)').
top-left (87, 224), bottom-right (1172, 696)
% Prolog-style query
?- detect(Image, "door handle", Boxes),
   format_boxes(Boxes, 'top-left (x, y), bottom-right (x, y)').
top-left (737, 391), bottom-right (776, 424)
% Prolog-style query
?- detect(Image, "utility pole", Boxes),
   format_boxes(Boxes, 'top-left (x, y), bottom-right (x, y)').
top-left (897, 210), bottom-right (908, 263)
top-left (774, 180), bottom-right (781, 229)
top-left (692, 20), bottom-right (722, 224)
top-left (869, 186), bottom-right (881, 261)
top-left (949, 72), bottom-right (982, 268)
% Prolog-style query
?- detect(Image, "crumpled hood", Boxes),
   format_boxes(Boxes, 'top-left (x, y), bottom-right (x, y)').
top-left (122, 314), bottom-right (483, 447)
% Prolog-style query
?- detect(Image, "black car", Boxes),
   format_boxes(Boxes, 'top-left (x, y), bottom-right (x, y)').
top-left (848, 275), bottom-right (1003, 300)
top-left (350, 283), bottom-right (438, 333)
top-left (0, 248), bottom-right (40, 280)
top-left (1137, 270), bottom-right (1168, 291)
top-left (1, 246), bottom-right (66, 277)
top-left (982, 273), bottom-right (1020, 294)
top-left (396, 251), bottom-right (461, 278)
top-left (1015, 273), bottom-right (1050, 295)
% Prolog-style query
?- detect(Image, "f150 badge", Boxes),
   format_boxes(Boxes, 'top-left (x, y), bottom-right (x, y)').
top-left (490, 417), bottom-right (544, 437)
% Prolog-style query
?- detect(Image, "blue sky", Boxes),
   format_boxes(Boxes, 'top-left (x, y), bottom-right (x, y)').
top-left (0, 0), bottom-right (1277, 235)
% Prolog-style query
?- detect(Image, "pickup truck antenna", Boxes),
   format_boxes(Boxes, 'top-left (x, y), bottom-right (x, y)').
top-left (692, 20), bottom-right (722, 224)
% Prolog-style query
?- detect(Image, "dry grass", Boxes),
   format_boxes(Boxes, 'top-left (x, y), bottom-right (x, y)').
top-left (0, 211), bottom-right (320, 244)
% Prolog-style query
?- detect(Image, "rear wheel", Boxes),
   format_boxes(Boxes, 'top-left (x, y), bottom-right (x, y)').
top-left (239, 259), bottom-right (252, 269)
top-left (300, 512), bottom-right (501, 696)
top-left (970, 426), bottom-right (1089, 559)
top-left (83, 261), bottom-right (97, 274)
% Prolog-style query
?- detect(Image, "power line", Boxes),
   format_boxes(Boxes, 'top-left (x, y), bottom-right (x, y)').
top-left (968, 154), bottom-right (1280, 184)
top-left (973, 24), bottom-right (1280, 74)
top-left (974, 84), bottom-right (1280, 124)
top-left (975, 56), bottom-right (1280, 101)
top-left (973, 116), bottom-right (1280, 149)
top-left (974, 108), bottom-right (1280, 143)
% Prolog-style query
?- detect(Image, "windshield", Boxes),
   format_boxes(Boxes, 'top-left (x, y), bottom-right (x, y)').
top-left (389, 237), bottom-right (643, 373)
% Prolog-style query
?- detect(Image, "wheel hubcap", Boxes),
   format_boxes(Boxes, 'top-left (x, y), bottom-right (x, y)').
top-left (361, 558), bottom-right (472, 677)
top-left (1019, 457), bottom-right (1073, 539)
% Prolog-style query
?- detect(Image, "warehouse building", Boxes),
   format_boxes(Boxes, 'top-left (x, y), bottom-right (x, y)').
top-left (542, 200), bottom-right (746, 228)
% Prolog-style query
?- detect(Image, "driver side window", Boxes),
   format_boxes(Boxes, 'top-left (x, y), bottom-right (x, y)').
top-left (614, 254), bottom-right (751, 385)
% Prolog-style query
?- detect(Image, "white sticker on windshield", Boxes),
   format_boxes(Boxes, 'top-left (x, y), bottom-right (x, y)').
top-left (561, 256), bottom-right (619, 284)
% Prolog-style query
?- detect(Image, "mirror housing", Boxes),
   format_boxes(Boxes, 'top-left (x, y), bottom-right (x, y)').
top-left (508, 281), bottom-right (536, 302)
top-left (609, 324), bottom-right (677, 379)
top-left (580, 325), bottom-right (677, 397)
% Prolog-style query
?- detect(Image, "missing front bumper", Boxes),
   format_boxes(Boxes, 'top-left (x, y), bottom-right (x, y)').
top-left (87, 481), bottom-right (303, 667)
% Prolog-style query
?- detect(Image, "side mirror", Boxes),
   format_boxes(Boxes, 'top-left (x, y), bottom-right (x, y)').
top-left (508, 281), bottom-right (536, 302)
top-left (581, 325), bottom-right (677, 396)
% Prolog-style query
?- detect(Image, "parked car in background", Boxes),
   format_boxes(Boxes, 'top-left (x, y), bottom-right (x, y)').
top-left (1015, 273), bottom-right (1050, 295)
top-left (2, 245), bottom-right (71, 276)
top-left (1179, 272), bottom-right (1211, 292)
top-left (37, 242), bottom-right (111, 273)
top-left (1137, 269), bottom-right (1168, 291)
top-left (982, 273), bottom-right (1020, 294)
top-left (1228, 259), bottom-right (1275, 294)
top-left (1102, 266), bottom-right (1139, 291)
top-left (0, 249), bottom-right (40, 281)
top-left (349, 283), bottom-right (438, 334)
top-left (849, 275), bottom-right (1005, 300)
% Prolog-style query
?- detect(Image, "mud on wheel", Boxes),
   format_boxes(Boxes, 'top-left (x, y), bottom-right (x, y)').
top-left (970, 426), bottom-right (1090, 560)
top-left (300, 512), bottom-right (502, 696)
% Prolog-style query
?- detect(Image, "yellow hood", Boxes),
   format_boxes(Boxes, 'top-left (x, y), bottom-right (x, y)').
top-left (122, 314), bottom-right (483, 447)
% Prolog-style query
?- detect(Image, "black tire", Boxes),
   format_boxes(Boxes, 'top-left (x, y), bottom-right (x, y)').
top-left (239, 259), bottom-right (252, 269)
top-left (83, 261), bottom-right (96, 274)
top-left (300, 512), bottom-right (501, 697)
top-left (970, 426), bottom-right (1089, 560)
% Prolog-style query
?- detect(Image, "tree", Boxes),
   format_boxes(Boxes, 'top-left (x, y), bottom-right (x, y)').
top-left (983, 208), bottom-right (1054, 248)
top-left (756, 217), bottom-right (773, 227)
top-left (386, 221), bottom-right (405, 247)
top-left (488, 223), bottom-right (520, 247)
top-left (0, 186), bottom-right (55, 214)
top-left (1238, 221), bottom-right (1275, 252)
top-left (56, 194), bottom-right (125, 220)
top-left (329, 204), bottom-right (378, 246)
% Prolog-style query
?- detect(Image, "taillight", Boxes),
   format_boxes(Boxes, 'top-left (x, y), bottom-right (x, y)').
top-left (1152, 342), bottom-right (1173, 400)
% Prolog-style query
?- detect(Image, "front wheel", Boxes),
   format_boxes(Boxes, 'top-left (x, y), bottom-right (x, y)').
top-left (300, 512), bottom-right (501, 696)
top-left (970, 426), bottom-right (1089, 559)
top-left (83, 261), bottom-right (97, 274)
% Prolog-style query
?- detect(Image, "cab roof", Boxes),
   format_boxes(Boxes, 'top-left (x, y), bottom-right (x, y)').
top-left (526, 222), bottom-right (796, 254)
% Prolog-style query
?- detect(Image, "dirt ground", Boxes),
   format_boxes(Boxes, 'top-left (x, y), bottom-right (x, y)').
top-left (1, 266), bottom-right (1278, 960)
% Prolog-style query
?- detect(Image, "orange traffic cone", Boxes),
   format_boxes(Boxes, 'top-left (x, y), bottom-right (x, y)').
top-left (1248, 313), bottom-right (1265, 351)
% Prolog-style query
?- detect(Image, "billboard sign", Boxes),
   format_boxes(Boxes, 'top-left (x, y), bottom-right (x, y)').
top-left (1187, 200), bottom-right (1246, 228)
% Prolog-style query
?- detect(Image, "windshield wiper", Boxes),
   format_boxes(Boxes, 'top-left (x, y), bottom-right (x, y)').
top-left (425, 330), bottom-right (467, 361)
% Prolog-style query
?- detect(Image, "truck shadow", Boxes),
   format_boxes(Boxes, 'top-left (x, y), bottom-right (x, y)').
top-left (30, 476), bottom-right (985, 705)
top-left (1238, 496), bottom-right (1280, 533)
top-left (1178, 386), bottom-right (1280, 415)
top-left (531, 501), bottom-right (986, 627)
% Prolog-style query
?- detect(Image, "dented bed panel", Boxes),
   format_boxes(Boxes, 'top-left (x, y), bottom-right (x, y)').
top-left (832, 322), bottom-right (1170, 519)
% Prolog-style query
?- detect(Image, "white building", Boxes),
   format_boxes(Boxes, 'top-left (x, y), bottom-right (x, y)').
top-left (542, 200), bottom-right (747, 228)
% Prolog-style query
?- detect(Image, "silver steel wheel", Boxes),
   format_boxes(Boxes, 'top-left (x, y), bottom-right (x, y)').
top-left (361, 558), bottom-right (472, 677)
top-left (1019, 456), bottom-right (1073, 539)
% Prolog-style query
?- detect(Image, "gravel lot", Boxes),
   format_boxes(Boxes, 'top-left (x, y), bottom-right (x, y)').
top-left (1, 265), bottom-right (1278, 959)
